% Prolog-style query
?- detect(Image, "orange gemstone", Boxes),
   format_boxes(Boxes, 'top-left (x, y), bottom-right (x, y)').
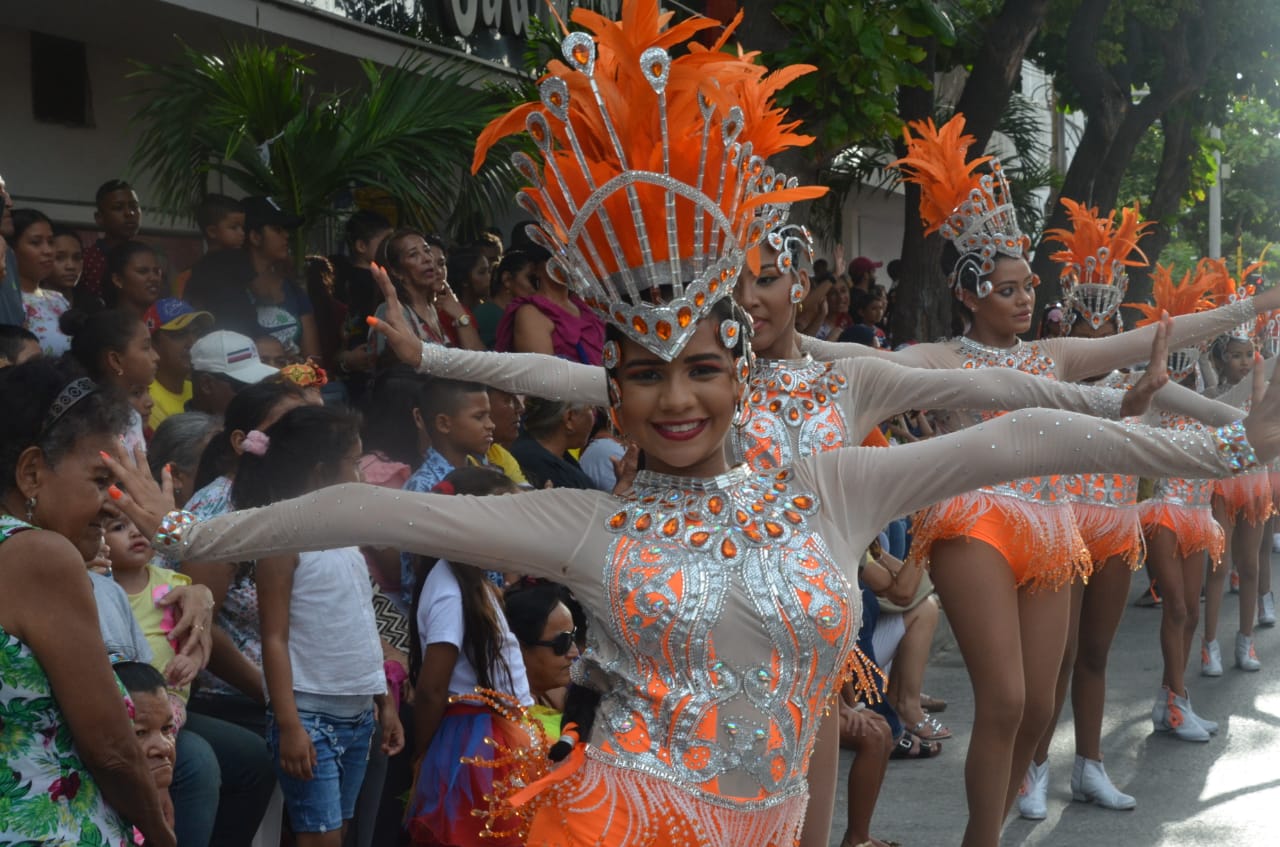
top-left (784, 509), bottom-right (802, 524)
top-left (690, 531), bottom-right (710, 546)
top-left (707, 496), bottom-right (724, 514)
top-left (633, 315), bottom-right (649, 334)
top-left (634, 513), bottom-right (652, 531)
top-left (651, 62), bottom-right (663, 76)
top-left (662, 518), bottom-right (679, 536)
top-left (609, 511), bottom-right (627, 529)
top-left (721, 538), bottom-right (738, 558)
top-left (764, 521), bottom-right (784, 537)
top-left (792, 496), bottom-right (813, 509)
top-left (572, 44), bottom-right (590, 64)
top-left (745, 526), bottom-right (763, 543)
top-left (694, 292), bottom-right (706, 307)
top-left (677, 307), bottom-right (692, 327)
top-left (735, 509), bottom-right (750, 524)
top-left (656, 321), bottom-right (672, 341)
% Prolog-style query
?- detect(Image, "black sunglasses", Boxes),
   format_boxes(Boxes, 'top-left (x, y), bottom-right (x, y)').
top-left (531, 630), bottom-right (577, 656)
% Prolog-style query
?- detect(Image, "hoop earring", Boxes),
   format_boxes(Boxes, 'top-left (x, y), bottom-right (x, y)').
top-left (24, 497), bottom-right (36, 524)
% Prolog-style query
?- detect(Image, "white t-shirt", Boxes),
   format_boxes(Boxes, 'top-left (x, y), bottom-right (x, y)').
top-left (287, 547), bottom-right (386, 697)
top-left (418, 559), bottom-right (533, 706)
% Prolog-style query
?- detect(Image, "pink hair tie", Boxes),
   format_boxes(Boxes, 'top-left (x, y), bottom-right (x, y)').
top-left (241, 430), bottom-right (270, 456)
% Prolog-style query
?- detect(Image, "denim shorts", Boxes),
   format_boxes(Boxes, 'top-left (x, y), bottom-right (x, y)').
top-left (266, 708), bottom-right (375, 833)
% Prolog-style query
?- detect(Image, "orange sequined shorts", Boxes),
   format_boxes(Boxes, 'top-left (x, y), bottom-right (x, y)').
top-left (515, 749), bottom-right (808, 847)
top-left (1071, 504), bottom-right (1144, 571)
top-left (910, 494), bottom-right (1089, 591)
top-left (1140, 502), bottom-right (1225, 564)
top-left (1214, 471), bottom-right (1274, 527)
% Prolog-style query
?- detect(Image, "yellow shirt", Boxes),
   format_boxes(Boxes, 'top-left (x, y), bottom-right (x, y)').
top-left (149, 380), bottom-right (192, 430)
top-left (126, 565), bottom-right (192, 701)
top-left (486, 444), bottom-right (528, 486)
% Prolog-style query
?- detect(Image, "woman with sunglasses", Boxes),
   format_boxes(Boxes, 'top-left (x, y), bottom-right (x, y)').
top-left (504, 581), bottom-right (581, 742)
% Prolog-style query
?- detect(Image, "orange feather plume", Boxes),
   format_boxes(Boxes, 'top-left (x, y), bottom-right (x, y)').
top-left (889, 115), bottom-right (990, 236)
top-left (1043, 199), bottom-right (1151, 284)
top-left (1125, 262), bottom-right (1217, 326)
top-left (1200, 257), bottom-right (1262, 305)
top-left (470, 0), bottom-right (825, 279)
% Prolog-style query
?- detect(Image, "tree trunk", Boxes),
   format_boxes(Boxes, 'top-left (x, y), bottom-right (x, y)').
top-left (892, 36), bottom-right (948, 344)
top-left (952, 0), bottom-right (1054, 155)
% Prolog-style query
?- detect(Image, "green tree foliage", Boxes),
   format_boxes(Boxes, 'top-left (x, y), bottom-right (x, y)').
top-left (128, 42), bottom-right (522, 252)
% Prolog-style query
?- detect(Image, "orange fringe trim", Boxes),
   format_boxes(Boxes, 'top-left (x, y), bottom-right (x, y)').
top-left (1072, 504), bottom-right (1144, 571)
top-left (1140, 503), bottom-right (1225, 565)
top-left (908, 492), bottom-right (1091, 592)
top-left (1214, 471), bottom-right (1274, 527)
top-left (839, 645), bottom-right (887, 707)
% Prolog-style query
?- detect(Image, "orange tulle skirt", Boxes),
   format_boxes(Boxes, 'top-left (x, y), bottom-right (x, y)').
top-left (1214, 471), bottom-right (1274, 527)
top-left (909, 492), bottom-right (1090, 591)
top-left (1072, 504), bottom-right (1144, 571)
top-left (518, 748), bottom-right (808, 847)
top-left (1140, 502), bottom-right (1225, 564)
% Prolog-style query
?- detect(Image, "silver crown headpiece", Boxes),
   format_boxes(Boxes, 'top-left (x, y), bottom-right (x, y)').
top-left (940, 162), bottom-right (1033, 297)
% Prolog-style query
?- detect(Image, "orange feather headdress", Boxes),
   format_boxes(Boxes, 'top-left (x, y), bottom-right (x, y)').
top-left (1201, 257), bottom-right (1263, 342)
top-left (888, 114), bottom-right (1028, 297)
top-left (470, 0), bottom-right (825, 359)
top-left (1043, 199), bottom-right (1152, 329)
top-left (1125, 261), bottom-right (1219, 380)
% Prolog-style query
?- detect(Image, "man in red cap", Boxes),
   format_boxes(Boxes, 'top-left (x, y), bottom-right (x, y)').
top-left (848, 255), bottom-right (883, 292)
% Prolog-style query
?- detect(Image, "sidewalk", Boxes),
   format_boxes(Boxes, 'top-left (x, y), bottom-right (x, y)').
top-left (828, 554), bottom-right (1280, 846)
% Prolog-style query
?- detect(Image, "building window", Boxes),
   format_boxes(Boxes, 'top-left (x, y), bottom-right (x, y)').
top-left (30, 32), bottom-right (94, 128)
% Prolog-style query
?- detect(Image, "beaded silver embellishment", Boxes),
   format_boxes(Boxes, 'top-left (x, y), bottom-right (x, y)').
top-left (583, 465), bottom-right (855, 803)
top-left (735, 356), bottom-right (849, 469)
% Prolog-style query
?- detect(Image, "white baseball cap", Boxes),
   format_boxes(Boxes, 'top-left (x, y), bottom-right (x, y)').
top-left (190, 331), bottom-right (279, 384)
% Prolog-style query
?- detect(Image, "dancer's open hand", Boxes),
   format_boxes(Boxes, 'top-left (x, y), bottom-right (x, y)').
top-left (1120, 312), bottom-right (1171, 418)
top-left (367, 264), bottom-right (426, 368)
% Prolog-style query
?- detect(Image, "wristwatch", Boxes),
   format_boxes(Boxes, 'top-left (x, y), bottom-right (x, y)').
top-left (454, 313), bottom-right (474, 328)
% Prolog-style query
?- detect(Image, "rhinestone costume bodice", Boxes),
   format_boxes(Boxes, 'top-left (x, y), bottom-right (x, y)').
top-left (1149, 408), bottom-right (1214, 507)
top-left (581, 465), bottom-right (856, 805)
top-left (734, 356), bottom-right (850, 469)
top-left (1070, 370), bottom-right (1138, 508)
top-left (951, 337), bottom-right (1069, 504)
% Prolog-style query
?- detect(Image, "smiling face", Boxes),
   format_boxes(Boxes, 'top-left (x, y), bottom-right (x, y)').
top-left (129, 688), bottom-right (177, 790)
top-left (962, 256), bottom-right (1036, 338)
top-left (23, 433), bottom-right (122, 539)
top-left (735, 247), bottom-right (806, 359)
top-left (613, 318), bottom-right (736, 478)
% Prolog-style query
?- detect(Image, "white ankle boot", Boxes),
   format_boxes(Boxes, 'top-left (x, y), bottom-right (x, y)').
top-left (1201, 639), bottom-right (1223, 677)
top-left (1152, 687), bottom-right (1210, 742)
top-left (1017, 759), bottom-right (1049, 820)
top-left (1258, 592), bottom-right (1276, 627)
top-left (1236, 631), bottom-right (1261, 672)
top-left (1183, 689), bottom-right (1218, 735)
top-left (1071, 755), bottom-right (1136, 810)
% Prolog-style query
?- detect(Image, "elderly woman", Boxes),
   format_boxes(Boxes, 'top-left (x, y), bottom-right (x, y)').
top-left (0, 358), bottom-right (175, 846)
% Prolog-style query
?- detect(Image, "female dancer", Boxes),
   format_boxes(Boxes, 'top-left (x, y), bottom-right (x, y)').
top-left (106, 5), bottom-right (1280, 846)
top-left (1019, 206), bottom-right (1247, 817)
top-left (793, 116), bottom-right (1280, 846)
top-left (1201, 262), bottom-right (1273, 673)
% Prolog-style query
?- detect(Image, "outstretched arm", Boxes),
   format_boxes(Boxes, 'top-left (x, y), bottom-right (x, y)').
top-left (1216, 355), bottom-right (1278, 410)
top-left (416, 343), bottom-right (608, 406)
top-left (808, 374), bottom-right (1280, 544)
top-left (839, 356), bottom-right (1133, 440)
top-left (1047, 298), bottom-right (1259, 382)
top-left (797, 332), bottom-right (895, 363)
top-left (117, 483), bottom-right (606, 590)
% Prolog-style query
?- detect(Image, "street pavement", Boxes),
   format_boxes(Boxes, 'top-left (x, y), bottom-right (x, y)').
top-left (828, 554), bottom-right (1280, 846)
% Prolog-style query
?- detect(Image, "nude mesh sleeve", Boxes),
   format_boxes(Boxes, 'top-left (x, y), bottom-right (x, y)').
top-left (837, 356), bottom-right (1128, 440)
top-left (418, 342), bottom-right (609, 405)
top-left (802, 408), bottom-right (1253, 544)
top-left (1149, 381), bottom-right (1245, 427)
top-left (1046, 298), bottom-right (1259, 383)
top-left (164, 483), bottom-right (605, 586)
top-left (795, 333), bottom-right (894, 362)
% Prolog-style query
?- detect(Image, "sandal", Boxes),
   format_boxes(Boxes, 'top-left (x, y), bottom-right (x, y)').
top-left (920, 693), bottom-right (947, 713)
top-left (890, 732), bottom-right (941, 760)
top-left (910, 714), bottom-right (952, 741)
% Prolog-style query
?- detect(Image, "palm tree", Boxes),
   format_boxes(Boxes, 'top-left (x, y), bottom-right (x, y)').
top-left (128, 41), bottom-right (522, 252)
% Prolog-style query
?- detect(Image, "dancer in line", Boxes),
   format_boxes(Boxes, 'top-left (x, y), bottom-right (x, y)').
top-left (104, 5), bottom-right (1280, 846)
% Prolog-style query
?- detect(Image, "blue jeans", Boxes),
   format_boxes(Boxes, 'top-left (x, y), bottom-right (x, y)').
top-left (268, 708), bottom-right (375, 833)
top-left (172, 729), bottom-right (218, 847)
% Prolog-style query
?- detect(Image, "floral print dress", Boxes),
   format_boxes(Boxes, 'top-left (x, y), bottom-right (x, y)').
top-left (22, 289), bottom-right (71, 357)
top-left (0, 516), bottom-right (132, 846)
